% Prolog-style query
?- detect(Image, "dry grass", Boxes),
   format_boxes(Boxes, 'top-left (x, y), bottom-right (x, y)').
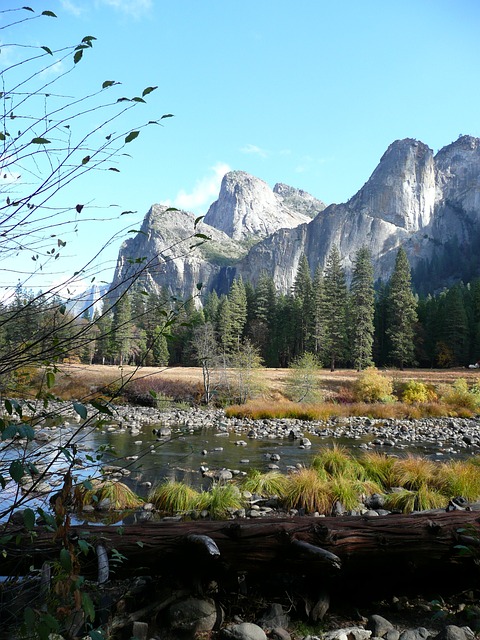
top-left (15, 365), bottom-right (480, 420)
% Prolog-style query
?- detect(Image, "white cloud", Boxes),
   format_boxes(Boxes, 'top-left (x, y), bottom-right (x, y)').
top-left (164, 163), bottom-right (231, 214)
top-left (60, 1), bottom-right (84, 16)
top-left (240, 143), bottom-right (269, 159)
top-left (98, 0), bottom-right (153, 17)
top-left (40, 59), bottom-right (64, 77)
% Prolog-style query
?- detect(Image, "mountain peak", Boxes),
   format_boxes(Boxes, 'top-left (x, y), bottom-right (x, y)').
top-left (203, 170), bottom-right (315, 241)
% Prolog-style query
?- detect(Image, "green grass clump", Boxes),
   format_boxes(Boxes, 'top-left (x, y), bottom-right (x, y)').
top-left (197, 483), bottom-right (244, 518)
top-left (74, 480), bottom-right (144, 510)
top-left (312, 445), bottom-right (366, 480)
top-left (148, 480), bottom-right (200, 514)
top-left (360, 451), bottom-right (398, 488)
top-left (392, 455), bottom-right (438, 491)
top-left (240, 469), bottom-right (289, 497)
top-left (384, 486), bottom-right (446, 514)
top-left (437, 460), bottom-right (480, 501)
top-left (284, 468), bottom-right (332, 514)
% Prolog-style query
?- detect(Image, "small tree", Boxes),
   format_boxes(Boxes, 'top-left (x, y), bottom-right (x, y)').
top-left (229, 339), bottom-right (263, 404)
top-left (191, 322), bottom-right (218, 404)
top-left (350, 247), bottom-right (375, 371)
top-left (285, 352), bottom-right (322, 403)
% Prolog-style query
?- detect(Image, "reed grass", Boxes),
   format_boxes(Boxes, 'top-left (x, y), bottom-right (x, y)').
top-left (284, 468), bottom-right (332, 514)
top-left (197, 483), bottom-right (244, 518)
top-left (437, 460), bottom-right (480, 501)
top-left (384, 486), bottom-right (446, 514)
top-left (360, 451), bottom-right (398, 488)
top-left (148, 480), bottom-right (200, 514)
top-left (240, 469), bottom-right (289, 497)
top-left (312, 445), bottom-right (366, 480)
top-left (392, 455), bottom-right (439, 491)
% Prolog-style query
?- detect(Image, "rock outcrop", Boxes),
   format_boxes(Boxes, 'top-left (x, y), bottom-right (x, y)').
top-left (109, 136), bottom-right (480, 301)
top-left (203, 171), bottom-right (322, 242)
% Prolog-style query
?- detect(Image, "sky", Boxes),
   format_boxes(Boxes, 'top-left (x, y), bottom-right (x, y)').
top-left (1, 0), bottom-right (480, 298)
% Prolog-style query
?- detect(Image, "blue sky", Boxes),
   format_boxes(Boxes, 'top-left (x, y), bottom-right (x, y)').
top-left (1, 0), bottom-right (480, 296)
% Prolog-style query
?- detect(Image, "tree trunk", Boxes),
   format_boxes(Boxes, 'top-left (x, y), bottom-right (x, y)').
top-left (2, 511), bottom-right (479, 599)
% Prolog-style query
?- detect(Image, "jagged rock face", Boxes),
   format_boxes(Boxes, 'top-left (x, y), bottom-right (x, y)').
top-left (237, 136), bottom-right (480, 289)
top-left (347, 139), bottom-right (436, 232)
top-left (110, 205), bottom-right (244, 301)
top-left (110, 136), bottom-right (480, 301)
top-left (203, 171), bottom-right (319, 241)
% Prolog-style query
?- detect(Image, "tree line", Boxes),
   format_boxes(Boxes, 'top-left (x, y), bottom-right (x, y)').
top-left (2, 245), bottom-right (480, 376)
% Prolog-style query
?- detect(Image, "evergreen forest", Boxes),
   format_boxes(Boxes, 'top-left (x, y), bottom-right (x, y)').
top-left (2, 246), bottom-right (480, 376)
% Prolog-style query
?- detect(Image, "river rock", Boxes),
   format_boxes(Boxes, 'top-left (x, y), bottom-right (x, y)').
top-left (221, 622), bottom-right (267, 640)
top-left (367, 615), bottom-right (395, 638)
top-left (168, 596), bottom-right (220, 633)
top-left (434, 626), bottom-right (475, 640)
top-left (257, 603), bottom-right (290, 630)
top-left (323, 627), bottom-right (372, 640)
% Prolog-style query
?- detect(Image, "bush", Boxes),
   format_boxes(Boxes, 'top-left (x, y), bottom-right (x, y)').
top-left (124, 376), bottom-right (203, 407)
top-left (400, 380), bottom-right (435, 404)
top-left (148, 481), bottom-right (200, 514)
top-left (440, 378), bottom-right (480, 413)
top-left (285, 352), bottom-right (323, 403)
top-left (353, 368), bottom-right (394, 403)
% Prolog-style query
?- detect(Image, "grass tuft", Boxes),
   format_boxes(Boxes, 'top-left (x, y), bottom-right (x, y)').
top-left (148, 480), bottom-right (200, 514)
top-left (197, 483), bottom-right (244, 518)
top-left (74, 479), bottom-right (144, 510)
top-left (284, 468), bottom-right (332, 514)
top-left (240, 469), bottom-right (289, 497)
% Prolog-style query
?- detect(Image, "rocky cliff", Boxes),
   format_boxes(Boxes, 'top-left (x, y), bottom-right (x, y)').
top-left (203, 171), bottom-right (323, 242)
top-left (109, 136), bottom-right (480, 301)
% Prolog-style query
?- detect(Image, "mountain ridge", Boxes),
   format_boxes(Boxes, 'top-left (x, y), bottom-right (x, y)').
top-left (109, 135), bottom-right (480, 301)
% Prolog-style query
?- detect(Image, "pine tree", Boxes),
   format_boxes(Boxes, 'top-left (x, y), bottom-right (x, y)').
top-left (350, 247), bottom-right (375, 370)
top-left (111, 294), bottom-right (133, 366)
top-left (152, 325), bottom-right (170, 366)
top-left (322, 246), bottom-right (348, 371)
top-left (229, 277), bottom-right (247, 349)
top-left (386, 247), bottom-right (418, 369)
top-left (293, 254), bottom-right (314, 353)
top-left (250, 272), bottom-right (276, 364)
top-left (441, 285), bottom-right (469, 366)
top-left (217, 295), bottom-right (234, 353)
top-left (312, 266), bottom-right (326, 358)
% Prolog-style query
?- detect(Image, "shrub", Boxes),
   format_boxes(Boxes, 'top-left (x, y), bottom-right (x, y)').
top-left (437, 460), bottom-right (480, 501)
top-left (353, 368), bottom-right (394, 403)
top-left (312, 445), bottom-right (366, 480)
top-left (440, 378), bottom-right (480, 413)
top-left (400, 380), bottom-right (435, 404)
top-left (392, 455), bottom-right (438, 491)
top-left (124, 376), bottom-right (203, 407)
top-left (285, 352), bottom-right (323, 403)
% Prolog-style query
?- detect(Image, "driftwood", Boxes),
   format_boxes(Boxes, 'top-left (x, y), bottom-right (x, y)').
top-left (2, 511), bottom-right (480, 598)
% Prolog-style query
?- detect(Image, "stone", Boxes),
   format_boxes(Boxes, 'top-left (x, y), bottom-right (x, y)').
top-left (132, 621), bottom-right (148, 640)
top-left (221, 622), bottom-right (267, 640)
top-left (270, 628), bottom-right (291, 640)
top-left (323, 627), bottom-right (372, 640)
top-left (257, 603), bottom-right (290, 630)
top-left (168, 597), bottom-right (219, 634)
top-left (367, 614), bottom-right (395, 638)
top-left (434, 626), bottom-right (474, 640)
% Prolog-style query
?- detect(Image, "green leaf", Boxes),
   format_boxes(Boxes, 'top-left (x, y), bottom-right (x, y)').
top-left (82, 592), bottom-right (95, 622)
top-left (132, 97), bottom-right (146, 103)
top-left (82, 479), bottom-right (93, 490)
top-left (0, 475), bottom-right (5, 489)
top-left (46, 371), bottom-right (55, 389)
top-left (24, 607), bottom-right (36, 631)
top-left (102, 80), bottom-right (116, 89)
top-left (149, 390), bottom-right (158, 398)
top-left (41, 10), bottom-right (57, 17)
top-left (91, 400), bottom-right (114, 416)
top-left (23, 508), bottom-right (35, 531)
top-left (194, 233), bottom-right (210, 240)
top-left (0, 132), bottom-right (5, 141)
top-left (196, 282), bottom-right (203, 290)
top-left (136, 541), bottom-right (144, 547)
top-left (2, 424), bottom-right (18, 440)
top-left (89, 630), bottom-right (105, 640)
top-left (82, 35), bottom-right (97, 44)
top-left (74, 49), bottom-right (83, 64)
top-left (78, 539), bottom-right (91, 555)
top-left (161, 113), bottom-right (174, 119)
top-left (41, 46), bottom-right (53, 55)
top-left (117, 97), bottom-right (131, 103)
top-left (31, 137), bottom-right (50, 144)
top-left (73, 402), bottom-right (87, 420)
top-left (59, 548), bottom-right (72, 572)
top-left (22, 7), bottom-right (35, 12)
top-left (142, 86), bottom-right (158, 97)
top-left (9, 460), bottom-right (24, 483)
top-left (124, 130), bottom-right (140, 144)
top-left (82, 155), bottom-right (90, 164)
top-left (108, 167), bottom-right (120, 172)
top-left (120, 210), bottom-right (136, 215)
top-left (194, 215), bottom-right (204, 227)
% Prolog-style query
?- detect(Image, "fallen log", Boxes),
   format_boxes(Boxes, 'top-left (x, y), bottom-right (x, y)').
top-left (2, 511), bottom-right (480, 598)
